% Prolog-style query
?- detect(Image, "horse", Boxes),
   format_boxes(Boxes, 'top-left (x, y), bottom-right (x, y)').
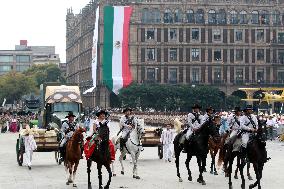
top-left (64, 127), bottom-right (85, 187)
top-left (220, 126), bottom-right (268, 189)
top-left (87, 121), bottom-right (113, 189)
top-left (208, 132), bottom-right (229, 175)
top-left (233, 159), bottom-right (253, 180)
top-left (173, 116), bottom-right (220, 185)
top-left (111, 118), bottom-right (145, 179)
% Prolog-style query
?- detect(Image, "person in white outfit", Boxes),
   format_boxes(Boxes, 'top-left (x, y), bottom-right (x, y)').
top-left (160, 124), bottom-right (174, 162)
top-left (227, 107), bottom-right (242, 138)
top-left (240, 105), bottom-right (258, 153)
top-left (185, 104), bottom-right (203, 140)
top-left (23, 124), bottom-right (37, 170)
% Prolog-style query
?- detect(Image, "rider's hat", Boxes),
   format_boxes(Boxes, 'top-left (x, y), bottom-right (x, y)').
top-left (123, 107), bottom-right (132, 113)
top-left (206, 106), bottom-right (215, 112)
top-left (96, 110), bottom-right (108, 117)
top-left (233, 107), bottom-right (242, 112)
top-left (243, 105), bottom-right (253, 112)
top-left (65, 111), bottom-right (76, 118)
top-left (192, 104), bottom-right (202, 109)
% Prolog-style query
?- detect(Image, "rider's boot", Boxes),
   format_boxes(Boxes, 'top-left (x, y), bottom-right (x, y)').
top-left (120, 138), bottom-right (125, 151)
top-left (240, 146), bottom-right (248, 163)
top-left (59, 146), bottom-right (65, 163)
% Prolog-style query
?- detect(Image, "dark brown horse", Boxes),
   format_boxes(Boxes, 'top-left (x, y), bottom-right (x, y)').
top-left (65, 127), bottom-right (85, 187)
top-left (87, 122), bottom-right (112, 189)
top-left (208, 132), bottom-right (228, 175)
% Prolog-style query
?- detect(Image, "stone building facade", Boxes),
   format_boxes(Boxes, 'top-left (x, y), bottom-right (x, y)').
top-left (66, 0), bottom-right (284, 108)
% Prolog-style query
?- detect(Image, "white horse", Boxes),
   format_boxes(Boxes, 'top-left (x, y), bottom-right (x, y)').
top-left (111, 118), bottom-right (145, 179)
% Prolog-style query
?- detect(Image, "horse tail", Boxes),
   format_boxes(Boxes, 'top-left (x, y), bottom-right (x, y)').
top-left (217, 136), bottom-right (227, 167)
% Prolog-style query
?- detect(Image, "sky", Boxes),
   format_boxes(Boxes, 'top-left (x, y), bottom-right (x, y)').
top-left (0, 0), bottom-right (91, 63)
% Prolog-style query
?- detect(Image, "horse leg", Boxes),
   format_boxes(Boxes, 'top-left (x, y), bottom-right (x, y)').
top-left (67, 162), bottom-right (73, 185)
top-left (249, 163), bottom-right (261, 189)
top-left (119, 151), bottom-right (125, 175)
top-left (104, 163), bottom-right (112, 189)
top-left (213, 151), bottom-right (218, 175)
top-left (185, 153), bottom-right (192, 181)
top-left (174, 144), bottom-right (182, 182)
top-left (234, 156), bottom-right (239, 179)
top-left (87, 160), bottom-right (92, 189)
top-left (131, 153), bottom-right (140, 179)
top-left (197, 157), bottom-right (206, 185)
top-left (240, 156), bottom-right (246, 189)
top-left (247, 163), bottom-right (253, 180)
top-left (72, 161), bottom-right (79, 187)
top-left (228, 154), bottom-right (235, 189)
top-left (210, 151), bottom-right (214, 174)
top-left (97, 163), bottom-right (103, 189)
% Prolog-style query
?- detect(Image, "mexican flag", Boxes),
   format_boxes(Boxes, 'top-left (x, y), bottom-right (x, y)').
top-left (103, 6), bottom-right (133, 94)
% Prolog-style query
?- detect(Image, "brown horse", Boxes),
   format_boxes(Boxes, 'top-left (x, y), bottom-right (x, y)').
top-left (65, 127), bottom-right (85, 187)
top-left (208, 132), bottom-right (229, 175)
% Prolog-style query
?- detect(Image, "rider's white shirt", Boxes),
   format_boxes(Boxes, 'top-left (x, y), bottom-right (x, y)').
top-left (187, 112), bottom-right (203, 129)
top-left (240, 114), bottom-right (258, 131)
top-left (227, 114), bottom-right (241, 131)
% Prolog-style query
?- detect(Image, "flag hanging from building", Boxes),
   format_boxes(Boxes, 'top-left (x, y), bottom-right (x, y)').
top-left (83, 6), bottom-right (100, 95)
top-left (103, 6), bottom-right (133, 94)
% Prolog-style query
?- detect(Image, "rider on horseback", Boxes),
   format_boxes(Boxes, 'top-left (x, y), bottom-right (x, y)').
top-left (119, 107), bottom-right (136, 151)
top-left (239, 105), bottom-right (258, 157)
top-left (59, 111), bottom-right (79, 163)
top-left (226, 107), bottom-right (242, 145)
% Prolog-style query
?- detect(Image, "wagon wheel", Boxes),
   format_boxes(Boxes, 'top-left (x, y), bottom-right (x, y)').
top-left (158, 144), bottom-right (163, 159)
top-left (16, 138), bottom-right (24, 166)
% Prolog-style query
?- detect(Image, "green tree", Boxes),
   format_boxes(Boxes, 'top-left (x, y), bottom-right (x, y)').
top-left (225, 95), bottom-right (245, 110)
top-left (0, 72), bottom-right (37, 103)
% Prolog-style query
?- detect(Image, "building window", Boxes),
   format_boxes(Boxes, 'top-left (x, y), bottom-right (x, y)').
top-left (214, 49), bottom-right (222, 61)
top-left (169, 28), bottom-right (177, 41)
top-left (152, 8), bottom-right (161, 23)
top-left (147, 68), bottom-right (155, 82)
top-left (214, 68), bottom-right (222, 83)
top-left (272, 11), bottom-right (281, 25)
top-left (174, 9), bottom-right (182, 23)
top-left (256, 29), bottom-right (264, 42)
top-left (196, 9), bottom-right (205, 24)
top-left (260, 10), bottom-right (270, 25)
top-left (0, 55), bottom-right (13, 63)
top-left (169, 48), bottom-right (178, 61)
top-left (186, 10), bottom-right (195, 23)
top-left (164, 9), bottom-right (173, 23)
top-left (236, 49), bottom-right (243, 61)
top-left (192, 68), bottom-right (200, 83)
top-left (146, 28), bottom-right (155, 40)
top-left (191, 48), bottom-right (200, 61)
top-left (142, 8), bottom-right (150, 23)
top-left (217, 9), bottom-right (226, 24)
top-left (213, 29), bottom-right (221, 41)
top-left (278, 71), bottom-right (284, 83)
top-left (236, 68), bottom-right (243, 84)
top-left (278, 32), bottom-right (284, 43)
top-left (239, 10), bottom-right (248, 24)
top-left (16, 55), bottom-right (30, 63)
top-left (0, 65), bottom-right (12, 72)
top-left (230, 10), bottom-right (238, 24)
top-left (146, 48), bottom-right (155, 61)
top-left (278, 50), bottom-right (284, 64)
top-left (169, 68), bottom-right (177, 84)
top-left (16, 65), bottom-right (30, 72)
top-left (251, 11), bottom-right (259, 24)
top-left (208, 10), bottom-right (216, 24)
top-left (256, 69), bottom-right (264, 82)
top-left (257, 49), bottom-right (264, 61)
top-left (192, 28), bottom-right (199, 40)
top-left (235, 29), bottom-right (243, 41)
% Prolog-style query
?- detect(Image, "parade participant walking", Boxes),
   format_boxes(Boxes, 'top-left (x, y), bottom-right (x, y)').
top-left (266, 115), bottom-right (275, 140)
top-left (160, 124), bottom-right (174, 162)
top-left (59, 112), bottom-right (79, 163)
top-left (119, 108), bottom-right (136, 151)
top-left (240, 105), bottom-right (258, 154)
top-left (23, 124), bottom-right (37, 170)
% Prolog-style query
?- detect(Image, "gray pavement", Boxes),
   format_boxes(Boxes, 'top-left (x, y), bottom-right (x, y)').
top-left (0, 122), bottom-right (284, 189)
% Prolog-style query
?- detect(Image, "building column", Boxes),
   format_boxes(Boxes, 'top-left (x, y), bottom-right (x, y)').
top-left (183, 65), bottom-right (186, 84)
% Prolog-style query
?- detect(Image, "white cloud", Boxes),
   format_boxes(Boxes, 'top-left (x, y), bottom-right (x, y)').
top-left (0, 0), bottom-right (90, 63)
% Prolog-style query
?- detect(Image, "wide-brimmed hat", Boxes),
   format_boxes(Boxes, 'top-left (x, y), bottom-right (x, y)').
top-left (123, 107), bottom-right (132, 113)
top-left (243, 105), bottom-right (253, 111)
top-left (233, 107), bottom-right (242, 112)
top-left (192, 104), bottom-right (202, 109)
top-left (206, 106), bottom-right (215, 112)
top-left (96, 110), bottom-right (108, 117)
top-left (65, 111), bottom-right (76, 118)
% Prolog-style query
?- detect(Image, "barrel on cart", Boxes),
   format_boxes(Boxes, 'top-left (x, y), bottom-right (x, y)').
top-left (16, 128), bottom-right (62, 166)
top-left (141, 127), bottom-right (163, 159)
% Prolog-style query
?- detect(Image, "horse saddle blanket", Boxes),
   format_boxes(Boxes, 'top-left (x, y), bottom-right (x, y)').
top-left (84, 139), bottom-right (115, 161)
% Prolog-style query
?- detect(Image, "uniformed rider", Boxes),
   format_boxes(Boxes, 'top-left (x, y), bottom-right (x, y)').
top-left (119, 107), bottom-right (136, 151)
top-left (59, 112), bottom-right (79, 162)
top-left (86, 110), bottom-right (109, 140)
top-left (202, 106), bottom-right (215, 123)
top-left (227, 107), bottom-right (242, 138)
top-left (239, 105), bottom-right (258, 154)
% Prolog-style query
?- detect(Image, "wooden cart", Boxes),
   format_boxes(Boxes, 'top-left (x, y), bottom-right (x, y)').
top-left (141, 127), bottom-right (163, 159)
top-left (16, 129), bottom-right (61, 166)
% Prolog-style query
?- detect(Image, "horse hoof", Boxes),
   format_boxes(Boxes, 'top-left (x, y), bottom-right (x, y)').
top-left (66, 182), bottom-right (70, 185)
top-left (202, 181), bottom-right (206, 185)
top-left (229, 185), bottom-right (233, 189)
top-left (234, 175), bottom-right (238, 179)
top-left (214, 171), bottom-right (218, 175)
top-left (178, 178), bottom-right (183, 182)
top-left (188, 176), bottom-right (192, 181)
top-left (73, 184), bottom-right (77, 187)
top-left (248, 175), bottom-right (253, 180)
top-left (104, 186), bottom-right (109, 189)
top-left (241, 184), bottom-right (245, 189)
top-left (197, 178), bottom-right (202, 183)
top-left (113, 173), bottom-right (116, 177)
top-left (203, 168), bottom-right (207, 172)
top-left (121, 171), bottom-right (124, 175)
top-left (249, 184), bottom-right (254, 189)
top-left (210, 170), bottom-right (214, 174)
top-left (88, 184), bottom-right (92, 189)
top-left (135, 176), bottom-right (140, 179)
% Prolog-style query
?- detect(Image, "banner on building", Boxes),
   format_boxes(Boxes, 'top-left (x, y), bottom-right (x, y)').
top-left (83, 6), bottom-right (100, 95)
top-left (102, 6), bottom-right (133, 94)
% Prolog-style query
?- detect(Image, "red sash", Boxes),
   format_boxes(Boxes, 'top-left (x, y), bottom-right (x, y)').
top-left (84, 139), bottom-right (115, 161)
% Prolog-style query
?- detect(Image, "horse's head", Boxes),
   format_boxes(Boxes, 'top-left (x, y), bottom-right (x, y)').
top-left (207, 116), bottom-right (221, 139)
top-left (74, 126), bottom-right (85, 142)
top-left (135, 118), bottom-right (145, 137)
top-left (255, 125), bottom-right (266, 146)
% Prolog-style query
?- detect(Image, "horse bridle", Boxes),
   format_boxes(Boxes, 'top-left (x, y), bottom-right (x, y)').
top-left (129, 121), bottom-right (144, 147)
